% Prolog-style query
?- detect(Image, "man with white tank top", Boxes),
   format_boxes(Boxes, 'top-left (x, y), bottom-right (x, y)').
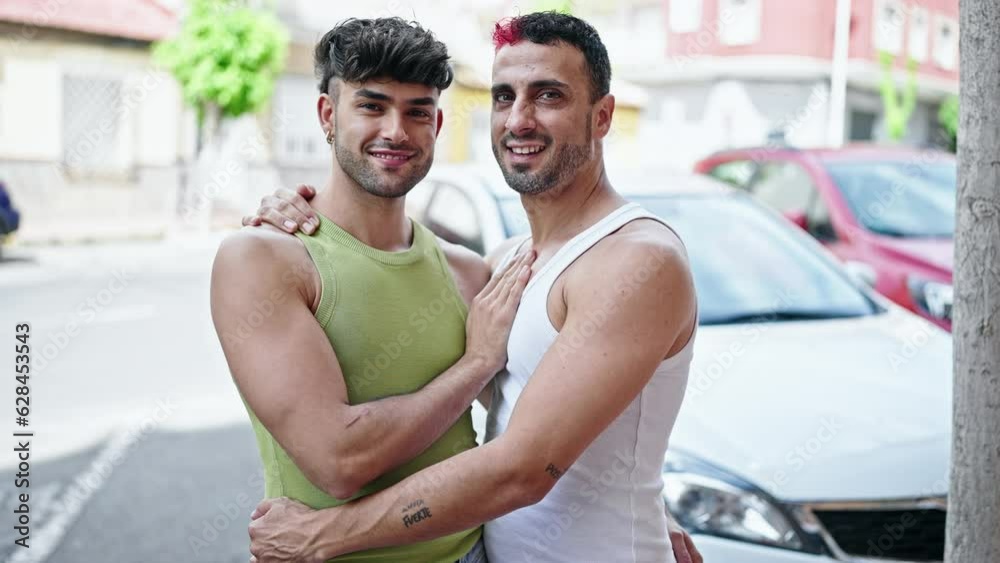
top-left (245, 12), bottom-right (700, 563)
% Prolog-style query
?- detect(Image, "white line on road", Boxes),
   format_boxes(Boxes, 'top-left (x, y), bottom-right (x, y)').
top-left (3, 429), bottom-right (141, 563)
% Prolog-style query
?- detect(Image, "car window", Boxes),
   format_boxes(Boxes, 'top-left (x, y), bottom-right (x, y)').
top-left (825, 160), bottom-right (956, 238)
top-left (750, 162), bottom-right (818, 213)
top-left (708, 160), bottom-right (755, 189)
top-left (640, 194), bottom-right (876, 324)
top-left (423, 183), bottom-right (485, 255)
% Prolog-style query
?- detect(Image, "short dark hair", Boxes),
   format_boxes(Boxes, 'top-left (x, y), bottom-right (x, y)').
top-left (493, 12), bottom-right (611, 102)
top-left (314, 18), bottom-right (453, 96)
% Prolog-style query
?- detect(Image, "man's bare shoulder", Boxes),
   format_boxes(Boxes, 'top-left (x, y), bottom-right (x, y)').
top-left (216, 226), bottom-right (309, 268)
top-left (598, 218), bottom-right (686, 263)
top-left (435, 237), bottom-right (490, 304)
top-left (213, 226), bottom-right (319, 302)
top-left (570, 218), bottom-right (693, 304)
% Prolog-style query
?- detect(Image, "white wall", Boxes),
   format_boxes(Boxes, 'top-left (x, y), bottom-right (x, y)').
top-left (0, 58), bottom-right (62, 160)
top-left (0, 38), bottom-right (186, 168)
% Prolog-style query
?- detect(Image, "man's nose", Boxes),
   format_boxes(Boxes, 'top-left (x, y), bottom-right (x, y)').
top-left (505, 98), bottom-right (536, 136)
top-left (381, 112), bottom-right (410, 144)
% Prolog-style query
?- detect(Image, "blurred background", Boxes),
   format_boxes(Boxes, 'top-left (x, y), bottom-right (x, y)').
top-left (0, 0), bottom-right (960, 562)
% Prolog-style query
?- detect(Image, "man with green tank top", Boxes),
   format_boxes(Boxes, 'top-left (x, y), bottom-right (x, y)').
top-left (210, 18), bottom-right (533, 563)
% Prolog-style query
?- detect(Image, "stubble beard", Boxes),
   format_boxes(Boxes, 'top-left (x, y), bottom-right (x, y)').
top-left (335, 137), bottom-right (432, 199)
top-left (492, 120), bottom-right (594, 196)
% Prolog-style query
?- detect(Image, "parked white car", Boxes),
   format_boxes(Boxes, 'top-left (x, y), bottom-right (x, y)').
top-left (412, 165), bottom-right (951, 563)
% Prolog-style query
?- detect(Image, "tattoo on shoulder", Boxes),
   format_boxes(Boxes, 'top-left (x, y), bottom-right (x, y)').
top-left (401, 499), bottom-right (433, 528)
top-left (545, 463), bottom-right (565, 480)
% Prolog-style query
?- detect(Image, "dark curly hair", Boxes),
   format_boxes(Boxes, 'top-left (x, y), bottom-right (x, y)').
top-left (493, 12), bottom-right (611, 103)
top-left (315, 18), bottom-right (453, 98)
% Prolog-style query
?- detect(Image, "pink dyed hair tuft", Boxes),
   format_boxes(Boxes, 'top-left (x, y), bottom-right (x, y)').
top-left (492, 17), bottom-right (523, 50)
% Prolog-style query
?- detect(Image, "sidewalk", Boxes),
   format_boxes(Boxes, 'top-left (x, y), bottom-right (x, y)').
top-left (0, 231), bottom-right (230, 288)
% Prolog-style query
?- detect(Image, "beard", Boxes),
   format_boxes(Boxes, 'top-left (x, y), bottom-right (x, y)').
top-left (335, 137), bottom-right (432, 199)
top-left (491, 121), bottom-right (593, 196)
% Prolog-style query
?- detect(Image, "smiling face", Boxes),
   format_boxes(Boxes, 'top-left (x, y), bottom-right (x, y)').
top-left (490, 40), bottom-right (604, 196)
top-left (321, 78), bottom-right (442, 199)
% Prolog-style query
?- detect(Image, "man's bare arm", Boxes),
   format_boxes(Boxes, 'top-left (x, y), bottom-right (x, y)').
top-left (249, 232), bottom-right (697, 559)
top-left (211, 229), bottom-right (532, 499)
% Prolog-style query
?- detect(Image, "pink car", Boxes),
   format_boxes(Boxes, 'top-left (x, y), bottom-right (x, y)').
top-left (695, 145), bottom-right (955, 331)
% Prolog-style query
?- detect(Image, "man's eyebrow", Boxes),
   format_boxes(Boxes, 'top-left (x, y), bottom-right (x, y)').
top-left (354, 89), bottom-right (435, 106)
top-left (355, 88), bottom-right (392, 102)
top-left (529, 79), bottom-right (569, 89)
top-left (491, 83), bottom-right (513, 96)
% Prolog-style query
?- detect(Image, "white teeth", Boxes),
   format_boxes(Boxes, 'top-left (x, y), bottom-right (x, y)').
top-left (510, 146), bottom-right (544, 155)
top-left (371, 153), bottom-right (408, 160)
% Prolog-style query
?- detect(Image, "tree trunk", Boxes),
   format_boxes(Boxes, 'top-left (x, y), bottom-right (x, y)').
top-left (946, 0), bottom-right (1000, 561)
top-left (180, 103), bottom-right (223, 233)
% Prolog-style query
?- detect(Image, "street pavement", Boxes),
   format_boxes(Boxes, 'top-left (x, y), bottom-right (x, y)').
top-left (0, 236), bottom-right (258, 563)
top-left (0, 237), bottom-right (489, 562)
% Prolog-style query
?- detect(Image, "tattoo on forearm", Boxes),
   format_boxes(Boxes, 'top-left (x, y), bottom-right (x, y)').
top-left (545, 463), bottom-right (565, 480)
top-left (401, 499), bottom-right (433, 528)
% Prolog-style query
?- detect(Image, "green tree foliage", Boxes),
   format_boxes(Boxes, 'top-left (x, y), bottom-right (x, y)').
top-left (938, 95), bottom-right (959, 152)
top-left (532, 0), bottom-right (575, 14)
top-left (878, 50), bottom-right (918, 142)
top-left (153, 0), bottom-right (288, 130)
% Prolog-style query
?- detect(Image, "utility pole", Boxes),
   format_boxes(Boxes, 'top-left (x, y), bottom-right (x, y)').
top-left (945, 0), bottom-right (1000, 561)
top-left (827, 0), bottom-right (851, 147)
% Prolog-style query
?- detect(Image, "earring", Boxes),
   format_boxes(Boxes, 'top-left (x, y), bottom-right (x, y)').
top-left (325, 129), bottom-right (334, 145)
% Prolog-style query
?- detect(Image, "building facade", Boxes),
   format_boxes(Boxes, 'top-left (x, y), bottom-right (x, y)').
top-left (621, 0), bottom-right (959, 169)
top-left (0, 0), bottom-right (191, 243)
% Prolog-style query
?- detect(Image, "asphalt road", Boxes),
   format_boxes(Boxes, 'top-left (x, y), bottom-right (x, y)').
top-left (0, 238), bottom-right (266, 563)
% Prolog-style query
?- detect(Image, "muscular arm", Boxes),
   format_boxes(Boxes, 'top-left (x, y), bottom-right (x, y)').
top-left (280, 233), bottom-right (696, 558)
top-left (212, 230), bottom-right (519, 500)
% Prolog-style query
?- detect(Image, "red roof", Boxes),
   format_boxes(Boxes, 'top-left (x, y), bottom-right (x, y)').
top-left (0, 0), bottom-right (178, 42)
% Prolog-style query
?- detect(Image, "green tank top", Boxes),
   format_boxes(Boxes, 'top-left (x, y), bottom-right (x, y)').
top-left (243, 213), bottom-right (481, 563)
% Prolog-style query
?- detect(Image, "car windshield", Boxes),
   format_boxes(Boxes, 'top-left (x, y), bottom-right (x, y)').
top-left (499, 194), bottom-right (879, 325)
top-left (825, 159), bottom-right (956, 238)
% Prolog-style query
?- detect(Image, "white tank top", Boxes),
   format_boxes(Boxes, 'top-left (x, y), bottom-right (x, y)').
top-left (484, 202), bottom-right (696, 563)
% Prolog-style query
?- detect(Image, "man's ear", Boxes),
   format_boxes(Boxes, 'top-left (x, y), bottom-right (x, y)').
top-left (436, 108), bottom-right (445, 137)
top-left (318, 93), bottom-right (336, 139)
top-left (594, 94), bottom-right (615, 140)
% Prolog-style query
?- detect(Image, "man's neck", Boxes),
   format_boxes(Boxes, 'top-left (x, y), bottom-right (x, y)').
top-left (311, 170), bottom-right (412, 252)
top-left (521, 162), bottom-right (626, 248)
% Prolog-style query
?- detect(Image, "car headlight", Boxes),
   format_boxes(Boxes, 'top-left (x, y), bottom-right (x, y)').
top-left (907, 277), bottom-right (953, 320)
top-left (663, 451), bottom-right (825, 555)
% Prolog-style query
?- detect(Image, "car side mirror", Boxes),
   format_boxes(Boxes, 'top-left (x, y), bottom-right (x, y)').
top-left (844, 261), bottom-right (878, 288)
top-left (782, 210), bottom-right (808, 230)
